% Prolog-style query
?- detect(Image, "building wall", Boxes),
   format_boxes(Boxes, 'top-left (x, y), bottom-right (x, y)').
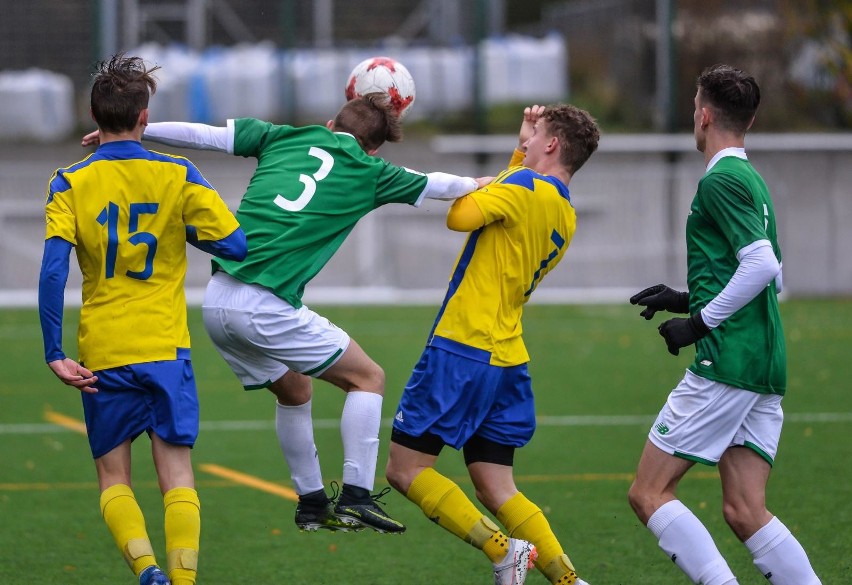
top-left (1, 135), bottom-right (849, 303)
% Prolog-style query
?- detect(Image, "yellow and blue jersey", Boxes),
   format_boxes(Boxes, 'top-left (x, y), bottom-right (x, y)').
top-left (428, 152), bottom-right (576, 367)
top-left (42, 140), bottom-right (241, 371)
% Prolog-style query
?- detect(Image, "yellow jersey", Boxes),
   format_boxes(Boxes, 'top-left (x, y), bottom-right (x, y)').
top-left (44, 141), bottom-right (240, 370)
top-left (429, 151), bottom-right (576, 366)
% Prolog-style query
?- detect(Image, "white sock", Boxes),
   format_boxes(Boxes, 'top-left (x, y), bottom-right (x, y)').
top-left (647, 500), bottom-right (737, 585)
top-left (275, 400), bottom-right (324, 495)
top-left (745, 516), bottom-right (821, 585)
top-left (340, 391), bottom-right (382, 491)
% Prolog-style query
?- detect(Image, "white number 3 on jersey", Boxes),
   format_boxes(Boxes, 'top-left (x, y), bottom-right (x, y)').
top-left (274, 147), bottom-right (334, 212)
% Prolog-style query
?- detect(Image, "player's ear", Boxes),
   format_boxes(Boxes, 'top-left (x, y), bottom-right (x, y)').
top-left (700, 106), bottom-right (712, 129)
top-left (366, 147), bottom-right (379, 156)
top-left (326, 120), bottom-right (334, 130)
top-left (138, 108), bottom-right (149, 127)
top-left (546, 136), bottom-right (559, 154)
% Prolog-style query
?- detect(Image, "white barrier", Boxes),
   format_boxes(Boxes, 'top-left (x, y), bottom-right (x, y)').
top-left (0, 36), bottom-right (568, 139)
top-left (0, 69), bottom-right (75, 142)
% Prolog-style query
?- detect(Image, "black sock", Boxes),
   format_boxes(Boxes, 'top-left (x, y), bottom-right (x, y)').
top-left (299, 488), bottom-right (329, 505)
top-left (340, 484), bottom-right (371, 504)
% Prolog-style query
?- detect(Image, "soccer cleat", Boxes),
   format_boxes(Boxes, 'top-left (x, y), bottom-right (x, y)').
top-left (493, 539), bottom-right (538, 585)
top-left (333, 487), bottom-right (406, 534)
top-left (295, 498), bottom-right (358, 532)
top-left (139, 565), bottom-right (170, 585)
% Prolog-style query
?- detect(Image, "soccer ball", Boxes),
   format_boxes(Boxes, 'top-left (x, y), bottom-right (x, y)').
top-left (345, 56), bottom-right (416, 119)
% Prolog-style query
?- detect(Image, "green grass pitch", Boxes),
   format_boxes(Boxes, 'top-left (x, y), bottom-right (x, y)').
top-left (1, 300), bottom-right (849, 583)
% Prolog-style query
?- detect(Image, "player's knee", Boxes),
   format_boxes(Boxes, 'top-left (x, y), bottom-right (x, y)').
top-left (268, 373), bottom-right (312, 406)
top-left (366, 361), bottom-right (385, 390)
top-left (334, 361), bottom-right (385, 393)
top-left (350, 361), bottom-right (385, 393)
top-left (384, 455), bottom-right (414, 495)
top-left (722, 500), bottom-right (761, 540)
top-left (384, 461), bottom-right (405, 494)
top-left (627, 482), bottom-right (648, 518)
top-left (368, 364), bottom-right (385, 394)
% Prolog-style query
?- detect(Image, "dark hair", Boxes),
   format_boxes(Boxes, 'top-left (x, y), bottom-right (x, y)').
top-left (697, 64), bottom-right (760, 134)
top-left (90, 53), bottom-right (160, 133)
top-left (542, 104), bottom-right (600, 174)
top-left (333, 93), bottom-right (402, 152)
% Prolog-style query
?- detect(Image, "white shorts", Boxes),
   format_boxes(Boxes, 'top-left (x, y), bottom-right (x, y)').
top-left (201, 271), bottom-right (350, 389)
top-left (649, 369), bottom-right (783, 466)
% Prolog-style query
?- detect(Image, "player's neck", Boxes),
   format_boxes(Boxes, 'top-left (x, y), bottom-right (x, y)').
top-left (534, 159), bottom-right (571, 186)
top-left (98, 128), bottom-right (144, 144)
top-left (702, 131), bottom-right (746, 166)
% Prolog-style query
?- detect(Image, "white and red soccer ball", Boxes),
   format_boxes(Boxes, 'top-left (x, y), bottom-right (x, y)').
top-left (345, 56), bottom-right (416, 119)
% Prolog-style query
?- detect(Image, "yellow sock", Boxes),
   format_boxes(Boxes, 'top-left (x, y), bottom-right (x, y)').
top-left (100, 484), bottom-right (157, 576)
top-left (164, 487), bottom-right (201, 585)
top-left (407, 468), bottom-right (510, 563)
top-left (497, 492), bottom-right (578, 584)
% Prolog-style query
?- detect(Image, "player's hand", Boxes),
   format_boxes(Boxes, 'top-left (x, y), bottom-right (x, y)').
top-left (629, 284), bottom-right (689, 319)
top-left (475, 176), bottom-right (495, 189)
top-left (81, 130), bottom-right (100, 147)
top-left (657, 313), bottom-right (710, 356)
top-left (48, 359), bottom-right (98, 393)
top-left (517, 104), bottom-right (546, 149)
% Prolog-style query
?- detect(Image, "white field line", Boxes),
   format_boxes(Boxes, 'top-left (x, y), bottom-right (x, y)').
top-left (2, 412), bottom-right (850, 435)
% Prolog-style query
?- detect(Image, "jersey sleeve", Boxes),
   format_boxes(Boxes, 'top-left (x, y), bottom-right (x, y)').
top-left (38, 236), bottom-right (73, 362)
top-left (44, 171), bottom-right (77, 244)
top-left (466, 168), bottom-right (531, 228)
top-left (446, 196), bottom-right (486, 231)
top-left (374, 163), bottom-right (430, 206)
top-left (697, 172), bottom-right (767, 252)
top-left (508, 148), bottom-right (525, 167)
top-left (232, 118), bottom-right (293, 158)
top-left (181, 161), bottom-right (242, 242)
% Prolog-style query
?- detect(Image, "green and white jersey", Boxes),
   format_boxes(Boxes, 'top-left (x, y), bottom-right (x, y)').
top-left (686, 153), bottom-right (786, 395)
top-left (214, 118), bottom-right (429, 308)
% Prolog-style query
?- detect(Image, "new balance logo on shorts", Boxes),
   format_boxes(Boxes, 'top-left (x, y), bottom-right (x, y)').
top-left (394, 411), bottom-right (404, 423)
top-left (655, 422), bottom-right (670, 435)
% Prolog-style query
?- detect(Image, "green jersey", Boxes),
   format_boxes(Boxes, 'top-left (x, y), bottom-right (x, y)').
top-left (214, 118), bottom-right (429, 308)
top-left (686, 154), bottom-right (786, 395)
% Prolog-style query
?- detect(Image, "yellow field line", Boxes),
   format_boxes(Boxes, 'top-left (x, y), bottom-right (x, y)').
top-left (199, 463), bottom-right (299, 501)
top-left (0, 479), bottom-right (258, 491)
top-left (0, 472), bottom-right (720, 492)
top-left (32, 411), bottom-right (719, 493)
top-left (38, 410), bottom-right (299, 500)
top-left (43, 410), bottom-right (87, 434)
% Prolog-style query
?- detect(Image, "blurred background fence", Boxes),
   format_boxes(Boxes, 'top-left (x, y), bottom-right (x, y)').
top-left (0, 0), bottom-right (849, 304)
top-left (2, 132), bottom-right (850, 306)
top-left (0, 35), bottom-right (568, 139)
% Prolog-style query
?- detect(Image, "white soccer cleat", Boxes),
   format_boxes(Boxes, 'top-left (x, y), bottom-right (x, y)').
top-left (493, 538), bottom-right (538, 585)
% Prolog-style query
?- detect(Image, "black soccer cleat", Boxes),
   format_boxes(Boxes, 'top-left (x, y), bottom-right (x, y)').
top-left (333, 486), bottom-right (406, 534)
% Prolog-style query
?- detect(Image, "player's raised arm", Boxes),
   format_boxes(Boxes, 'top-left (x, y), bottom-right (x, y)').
top-left (517, 104), bottom-right (546, 150)
top-left (83, 121), bottom-right (232, 152)
top-left (507, 104), bottom-right (547, 167)
top-left (419, 171), bottom-right (479, 201)
top-left (144, 121), bottom-right (232, 152)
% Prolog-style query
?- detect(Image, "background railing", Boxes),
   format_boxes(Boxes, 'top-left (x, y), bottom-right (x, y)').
top-left (3, 133), bottom-right (850, 306)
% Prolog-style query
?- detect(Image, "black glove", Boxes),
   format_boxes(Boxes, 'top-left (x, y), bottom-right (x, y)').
top-left (629, 284), bottom-right (690, 320)
top-left (658, 312), bottom-right (711, 356)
